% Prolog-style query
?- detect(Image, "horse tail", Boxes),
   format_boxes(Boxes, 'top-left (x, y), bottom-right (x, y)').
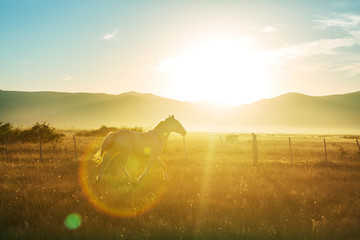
top-left (93, 132), bottom-right (114, 167)
top-left (93, 149), bottom-right (103, 166)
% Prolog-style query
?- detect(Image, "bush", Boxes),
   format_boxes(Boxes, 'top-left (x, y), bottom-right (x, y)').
top-left (0, 122), bottom-right (20, 144)
top-left (0, 121), bottom-right (64, 143)
top-left (0, 122), bottom-right (12, 135)
top-left (19, 122), bottom-right (65, 143)
top-left (78, 125), bottom-right (144, 137)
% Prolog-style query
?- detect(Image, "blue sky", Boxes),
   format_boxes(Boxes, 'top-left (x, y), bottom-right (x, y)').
top-left (1, 0), bottom-right (360, 105)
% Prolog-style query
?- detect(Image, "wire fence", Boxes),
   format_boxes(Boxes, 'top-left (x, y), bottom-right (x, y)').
top-left (1, 133), bottom-right (359, 165)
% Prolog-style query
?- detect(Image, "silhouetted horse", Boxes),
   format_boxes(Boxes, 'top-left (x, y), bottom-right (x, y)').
top-left (94, 115), bottom-right (186, 182)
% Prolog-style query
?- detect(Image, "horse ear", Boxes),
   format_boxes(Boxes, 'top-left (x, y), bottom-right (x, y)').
top-left (171, 114), bottom-right (174, 118)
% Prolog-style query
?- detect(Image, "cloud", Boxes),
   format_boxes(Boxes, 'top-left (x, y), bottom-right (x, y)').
top-left (315, 13), bottom-right (360, 30)
top-left (270, 37), bottom-right (356, 61)
top-left (332, 62), bottom-right (360, 77)
top-left (267, 14), bottom-right (360, 66)
top-left (349, 30), bottom-right (360, 40)
top-left (262, 26), bottom-right (278, 34)
top-left (102, 29), bottom-right (118, 40)
top-left (64, 75), bottom-right (73, 81)
top-left (323, 50), bottom-right (360, 77)
top-left (249, 25), bottom-right (277, 34)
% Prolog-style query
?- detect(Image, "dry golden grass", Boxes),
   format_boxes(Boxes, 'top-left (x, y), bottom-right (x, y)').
top-left (0, 133), bottom-right (359, 239)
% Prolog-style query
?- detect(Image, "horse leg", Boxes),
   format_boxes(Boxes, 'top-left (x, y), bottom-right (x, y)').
top-left (157, 157), bottom-right (168, 180)
top-left (137, 156), bottom-right (155, 182)
top-left (96, 150), bottom-right (118, 181)
top-left (118, 153), bottom-right (132, 182)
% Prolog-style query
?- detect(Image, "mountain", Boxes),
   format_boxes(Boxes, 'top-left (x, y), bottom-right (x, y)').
top-left (234, 92), bottom-right (360, 132)
top-left (0, 90), bottom-right (359, 133)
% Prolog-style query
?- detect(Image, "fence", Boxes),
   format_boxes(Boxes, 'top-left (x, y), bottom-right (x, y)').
top-left (0, 134), bottom-right (84, 164)
top-left (1, 133), bottom-right (360, 165)
top-left (248, 133), bottom-right (359, 165)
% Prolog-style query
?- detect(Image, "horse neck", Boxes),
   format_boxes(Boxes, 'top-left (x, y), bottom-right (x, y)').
top-left (150, 121), bottom-right (170, 141)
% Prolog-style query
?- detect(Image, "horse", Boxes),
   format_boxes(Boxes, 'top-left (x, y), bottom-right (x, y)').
top-left (94, 115), bottom-right (186, 182)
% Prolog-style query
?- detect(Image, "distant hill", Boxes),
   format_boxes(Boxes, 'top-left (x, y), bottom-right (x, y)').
top-left (235, 92), bottom-right (360, 132)
top-left (1, 90), bottom-right (359, 133)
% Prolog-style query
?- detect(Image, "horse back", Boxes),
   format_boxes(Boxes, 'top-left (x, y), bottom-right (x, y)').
top-left (111, 130), bottom-right (147, 154)
top-left (112, 130), bottom-right (164, 157)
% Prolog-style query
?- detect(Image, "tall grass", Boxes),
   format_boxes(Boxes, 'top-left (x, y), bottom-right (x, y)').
top-left (0, 133), bottom-right (359, 239)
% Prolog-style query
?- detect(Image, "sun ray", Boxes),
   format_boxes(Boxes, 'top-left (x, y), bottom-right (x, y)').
top-left (194, 135), bottom-right (217, 236)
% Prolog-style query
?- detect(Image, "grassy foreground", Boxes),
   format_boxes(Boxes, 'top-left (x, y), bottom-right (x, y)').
top-left (0, 133), bottom-right (359, 239)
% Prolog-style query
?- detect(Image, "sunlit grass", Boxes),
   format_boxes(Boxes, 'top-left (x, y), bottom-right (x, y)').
top-left (0, 133), bottom-right (359, 239)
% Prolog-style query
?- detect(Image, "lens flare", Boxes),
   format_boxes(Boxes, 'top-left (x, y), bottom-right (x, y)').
top-left (78, 139), bottom-right (168, 217)
top-left (143, 147), bottom-right (151, 155)
top-left (64, 213), bottom-right (81, 230)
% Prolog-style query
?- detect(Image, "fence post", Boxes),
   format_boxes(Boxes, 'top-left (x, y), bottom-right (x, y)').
top-left (252, 133), bottom-right (258, 165)
top-left (356, 139), bottom-right (360, 153)
top-left (38, 133), bottom-right (42, 162)
top-left (73, 134), bottom-right (78, 161)
top-left (323, 138), bottom-right (327, 162)
top-left (289, 137), bottom-right (293, 166)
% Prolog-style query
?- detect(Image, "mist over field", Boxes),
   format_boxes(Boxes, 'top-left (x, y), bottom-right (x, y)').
top-left (1, 90), bottom-right (360, 134)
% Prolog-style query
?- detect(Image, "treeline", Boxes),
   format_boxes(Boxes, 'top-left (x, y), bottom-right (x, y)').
top-left (77, 125), bottom-right (144, 137)
top-left (0, 122), bottom-right (65, 144)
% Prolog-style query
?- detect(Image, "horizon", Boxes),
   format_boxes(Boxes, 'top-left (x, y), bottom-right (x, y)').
top-left (1, 1), bottom-right (360, 105)
top-left (1, 88), bottom-right (360, 107)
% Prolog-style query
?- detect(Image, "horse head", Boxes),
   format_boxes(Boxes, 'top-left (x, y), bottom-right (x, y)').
top-left (165, 115), bottom-right (186, 136)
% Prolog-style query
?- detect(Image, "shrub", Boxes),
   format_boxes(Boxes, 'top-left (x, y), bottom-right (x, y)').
top-left (0, 122), bottom-right (20, 143)
top-left (19, 122), bottom-right (65, 143)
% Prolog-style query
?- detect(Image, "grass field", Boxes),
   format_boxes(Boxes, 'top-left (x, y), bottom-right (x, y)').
top-left (1, 133), bottom-right (360, 239)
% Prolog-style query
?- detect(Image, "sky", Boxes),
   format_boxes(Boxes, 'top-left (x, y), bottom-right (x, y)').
top-left (1, 0), bottom-right (360, 105)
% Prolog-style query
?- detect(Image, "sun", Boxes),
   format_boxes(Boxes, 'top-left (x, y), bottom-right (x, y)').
top-left (156, 35), bottom-right (273, 105)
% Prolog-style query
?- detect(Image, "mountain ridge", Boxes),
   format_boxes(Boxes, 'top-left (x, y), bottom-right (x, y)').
top-left (1, 90), bottom-right (359, 133)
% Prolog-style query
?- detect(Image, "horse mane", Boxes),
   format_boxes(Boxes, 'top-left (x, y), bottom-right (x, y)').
top-left (153, 120), bottom-right (166, 131)
top-left (152, 116), bottom-right (173, 132)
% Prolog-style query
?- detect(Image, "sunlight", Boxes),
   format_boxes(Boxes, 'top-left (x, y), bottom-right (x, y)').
top-left (157, 35), bottom-right (274, 105)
